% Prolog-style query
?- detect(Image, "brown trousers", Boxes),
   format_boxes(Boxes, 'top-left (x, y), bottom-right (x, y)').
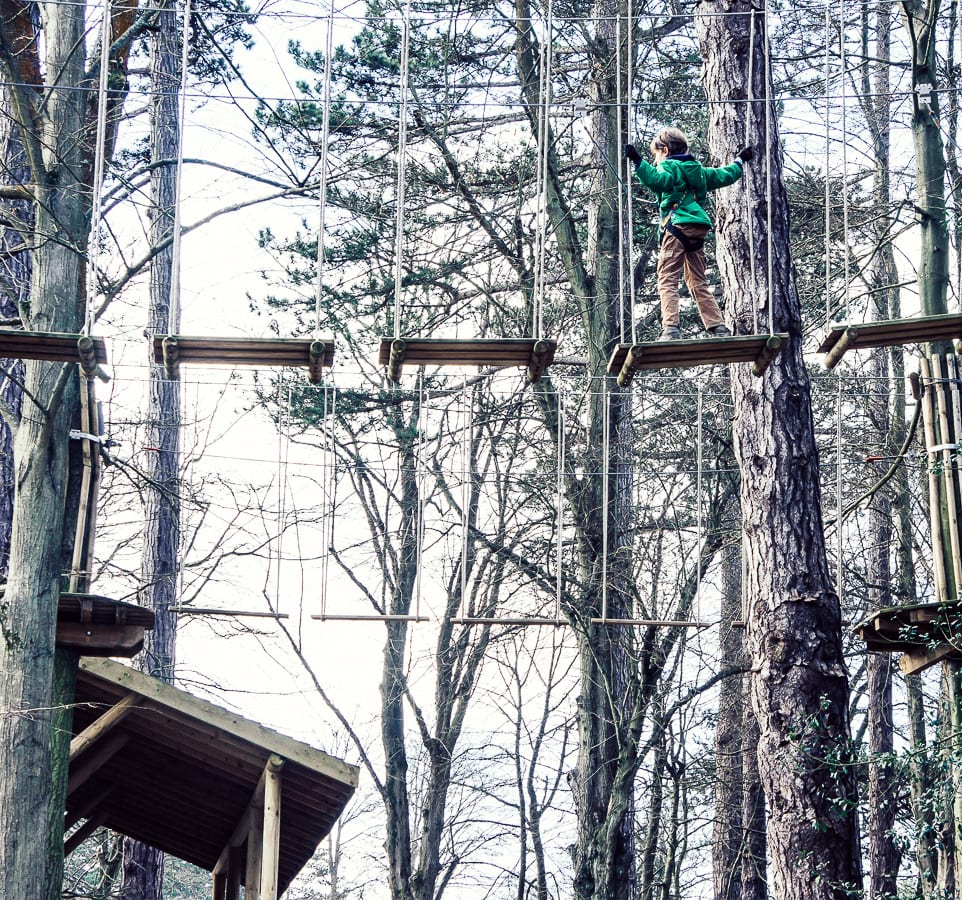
top-left (656, 223), bottom-right (724, 329)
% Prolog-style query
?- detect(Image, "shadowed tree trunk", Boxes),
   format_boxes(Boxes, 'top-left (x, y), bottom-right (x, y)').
top-left (121, 3), bottom-right (182, 896)
top-left (696, 2), bottom-right (862, 896)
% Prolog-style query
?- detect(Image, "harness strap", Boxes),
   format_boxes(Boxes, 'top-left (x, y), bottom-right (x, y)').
top-left (663, 220), bottom-right (705, 253)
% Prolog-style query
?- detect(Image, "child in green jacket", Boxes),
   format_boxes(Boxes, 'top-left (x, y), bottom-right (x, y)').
top-left (625, 128), bottom-right (751, 340)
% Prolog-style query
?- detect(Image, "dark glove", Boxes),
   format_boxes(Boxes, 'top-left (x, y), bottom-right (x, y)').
top-left (736, 146), bottom-right (753, 163)
top-left (625, 144), bottom-right (641, 165)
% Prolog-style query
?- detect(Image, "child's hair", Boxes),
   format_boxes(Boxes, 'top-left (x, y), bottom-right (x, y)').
top-left (650, 127), bottom-right (689, 156)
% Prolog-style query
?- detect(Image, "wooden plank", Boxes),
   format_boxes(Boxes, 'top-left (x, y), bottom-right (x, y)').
top-left (378, 337), bottom-right (557, 380)
top-left (817, 313), bottom-right (962, 355)
top-left (64, 813), bottom-right (106, 857)
top-left (70, 693), bottom-right (141, 762)
top-left (67, 732), bottom-right (129, 797)
top-left (57, 593), bottom-right (155, 627)
top-left (0, 327), bottom-right (108, 365)
top-left (607, 334), bottom-right (787, 383)
top-left (151, 336), bottom-right (335, 372)
top-left (56, 622), bottom-right (148, 657)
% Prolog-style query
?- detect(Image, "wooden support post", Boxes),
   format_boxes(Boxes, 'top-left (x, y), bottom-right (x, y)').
top-left (161, 335), bottom-right (180, 380)
top-left (387, 338), bottom-right (406, 382)
top-left (245, 796), bottom-right (264, 900)
top-left (212, 871), bottom-right (226, 900)
top-left (527, 339), bottom-right (551, 383)
top-left (921, 357), bottom-right (950, 603)
top-left (823, 326), bottom-right (859, 370)
top-left (616, 345), bottom-right (644, 388)
top-left (259, 755), bottom-right (285, 900)
top-left (69, 693), bottom-right (140, 761)
top-left (752, 334), bottom-right (784, 377)
top-left (308, 340), bottom-right (326, 385)
top-left (226, 845), bottom-right (243, 900)
top-left (77, 335), bottom-right (108, 381)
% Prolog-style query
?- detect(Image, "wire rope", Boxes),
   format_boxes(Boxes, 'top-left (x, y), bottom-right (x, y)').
top-left (460, 380), bottom-right (472, 613)
top-left (313, 0), bottom-right (336, 339)
top-left (85, 0), bottom-right (113, 337)
top-left (600, 385), bottom-right (610, 621)
top-left (824, 1), bottom-right (832, 324)
top-left (391, 0), bottom-right (412, 341)
top-left (626, 0), bottom-right (636, 344)
top-left (763, 1), bottom-right (774, 334)
top-left (533, 1), bottom-right (553, 342)
top-left (413, 374), bottom-right (426, 618)
top-left (273, 375), bottom-right (291, 616)
top-left (836, 374), bottom-right (844, 598)
top-left (167, 0), bottom-right (192, 333)
top-left (616, 12), bottom-right (625, 346)
top-left (555, 384), bottom-right (565, 622)
top-left (696, 383), bottom-right (703, 622)
top-left (319, 382), bottom-right (332, 619)
top-left (745, 8), bottom-right (757, 335)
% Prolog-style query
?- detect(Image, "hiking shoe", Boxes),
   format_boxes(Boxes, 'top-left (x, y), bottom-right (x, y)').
top-left (706, 324), bottom-right (732, 337)
top-left (658, 326), bottom-right (681, 341)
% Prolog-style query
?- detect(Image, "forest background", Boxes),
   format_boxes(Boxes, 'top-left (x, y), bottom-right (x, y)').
top-left (0, 0), bottom-right (958, 898)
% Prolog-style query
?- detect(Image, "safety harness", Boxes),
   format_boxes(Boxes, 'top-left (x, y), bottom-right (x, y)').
top-left (660, 181), bottom-right (709, 252)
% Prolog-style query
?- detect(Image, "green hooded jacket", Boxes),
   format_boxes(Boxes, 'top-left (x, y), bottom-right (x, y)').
top-left (632, 153), bottom-right (743, 229)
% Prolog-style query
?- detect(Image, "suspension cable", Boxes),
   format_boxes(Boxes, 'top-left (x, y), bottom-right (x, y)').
top-left (313, 0), bottom-right (336, 338)
top-left (392, 0), bottom-right (412, 340)
top-left (167, 0), bottom-right (192, 333)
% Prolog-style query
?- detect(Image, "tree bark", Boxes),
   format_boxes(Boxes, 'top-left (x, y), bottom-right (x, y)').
top-left (696, 3), bottom-right (862, 897)
top-left (0, 2), bottom-right (88, 896)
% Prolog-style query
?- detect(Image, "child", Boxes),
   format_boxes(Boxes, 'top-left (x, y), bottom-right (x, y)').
top-left (625, 128), bottom-right (752, 340)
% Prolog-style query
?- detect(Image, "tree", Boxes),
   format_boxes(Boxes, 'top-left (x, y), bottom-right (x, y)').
top-left (696, 1), bottom-right (863, 896)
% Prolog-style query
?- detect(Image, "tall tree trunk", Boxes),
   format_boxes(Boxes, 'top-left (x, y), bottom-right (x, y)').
top-left (121, 5), bottom-right (182, 896)
top-left (741, 686), bottom-right (767, 900)
top-left (696, 3), bottom-right (862, 897)
top-left (0, 3), bottom-right (88, 896)
top-left (713, 524), bottom-right (746, 900)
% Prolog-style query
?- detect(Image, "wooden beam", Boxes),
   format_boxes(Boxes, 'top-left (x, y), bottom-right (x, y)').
top-left (259, 756), bottom-right (285, 900)
top-left (387, 338), bottom-right (406, 382)
top-left (616, 344), bottom-right (643, 388)
top-left (526, 340), bottom-right (552, 383)
top-left (56, 621), bottom-right (147, 657)
top-left (64, 813), bottom-right (106, 856)
top-left (70, 693), bottom-right (141, 762)
top-left (161, 335), bottom-right (180, 380)
top-left (226, 844), bottom-right (243, 900)
top-left (212, 871), bottom-right (226, 900)
top-left (67, 732), bottom-right (129, 796)
top-left (64, 784), bottom-right (114, 831)
top-left (899, 643), bottom-right (962, 676)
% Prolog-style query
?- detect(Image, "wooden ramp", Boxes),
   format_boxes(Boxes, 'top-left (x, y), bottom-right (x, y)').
top-left (0, 327), bottom-right (107, 378)
top-left (378, 337), bottom-right (556, 382)
top-left (854, 599), bottom-right (962, 675)
top-left (818, 313), bottom-right (962, 369)
top-left (152, 335), bottom-right (335, 384)
top-left (607, 333), bottom-right (786, 386)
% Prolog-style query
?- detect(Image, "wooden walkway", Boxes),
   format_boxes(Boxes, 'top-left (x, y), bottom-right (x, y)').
top-left (818, 313), bottom-right (962, 369)
top-left (607, 334), bottom-right (786, 386)
top-left (378, 337), bottom-right (556, 382)
top-left (152, 335), bottom-right (335, 383)
top-left (854, 599), bottom-right (962, 674)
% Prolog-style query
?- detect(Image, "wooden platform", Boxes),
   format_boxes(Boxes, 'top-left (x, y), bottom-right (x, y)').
top-left (818, 313), bottom-right (962, 369)
top-left (152, 335), bottom-right (335, 384)
top-left (378, 337), bottom-right (556, 382)
top-left (854, 599), bottom-right (962, 675)
top-left (56, 592), bottom-right (155, 657)
top-left (607, 333), bottom-right (786, 386)
top-left (0, 327), bottom-right (108, 378)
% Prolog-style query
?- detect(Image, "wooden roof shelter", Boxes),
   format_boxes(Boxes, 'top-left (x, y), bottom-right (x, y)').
top-left (607, 334), bottom-right (786, 386)
top-left (818, 313), bottom-right (962, 369)
top-left (854, 600), bottom-right (962, 675)
top-left (67, 658), bottom-right (359, 899)
top-left (152, 335), bottom-right (335, 385)
top-left (378, 336), bottom-right (557, 382)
